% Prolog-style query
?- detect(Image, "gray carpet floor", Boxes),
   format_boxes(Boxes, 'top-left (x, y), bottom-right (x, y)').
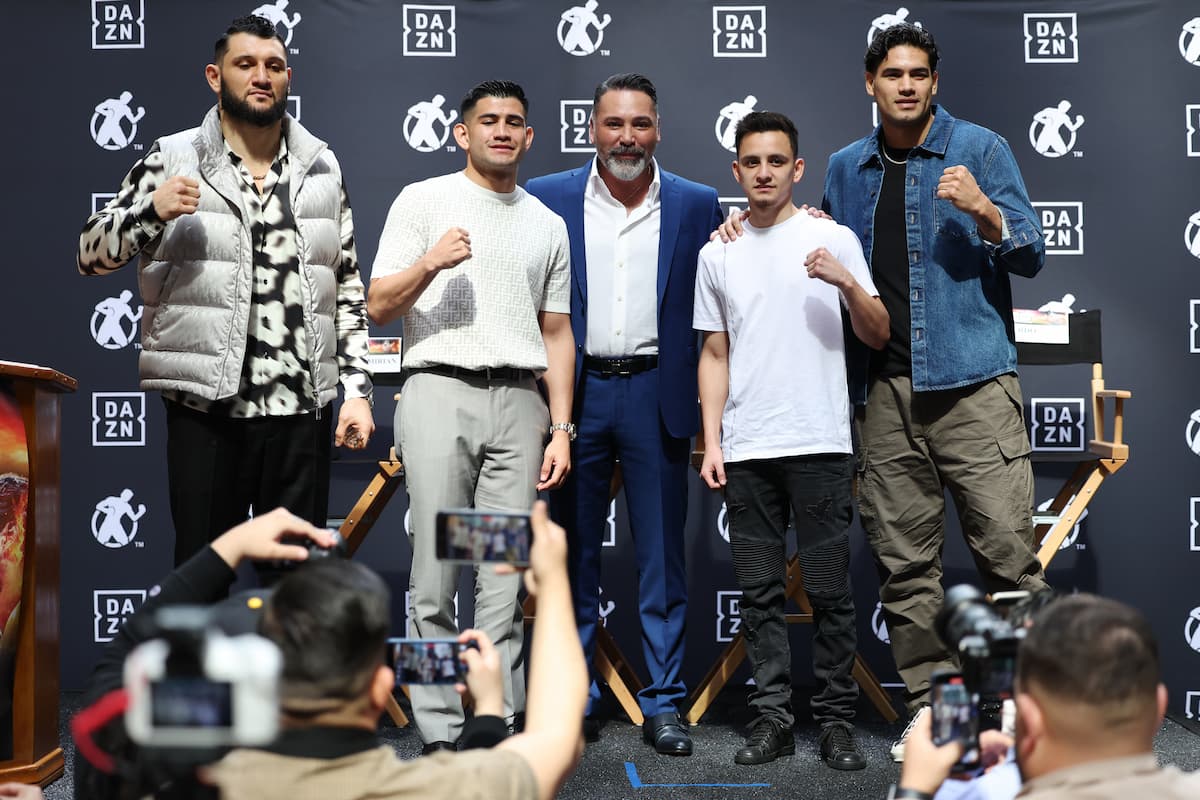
top-left (48, 688), bottom-right (1200, 799)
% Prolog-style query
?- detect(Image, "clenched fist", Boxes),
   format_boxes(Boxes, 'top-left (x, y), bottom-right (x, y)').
top-left (152, 176), bottom-right (201, 222)
top-left (426, 227), bottom-right (472, 272)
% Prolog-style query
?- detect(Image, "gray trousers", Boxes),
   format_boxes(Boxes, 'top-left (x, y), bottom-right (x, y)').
top-left (856, 373), bottom-right (1047, 713)
top-left (397, 371), bottom-right (550, 742)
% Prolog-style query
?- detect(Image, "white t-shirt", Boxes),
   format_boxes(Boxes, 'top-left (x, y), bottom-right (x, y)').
top-left (693, 212), bottom-right (877, 463)
top-left (372, 171), bottom-right (571, 372)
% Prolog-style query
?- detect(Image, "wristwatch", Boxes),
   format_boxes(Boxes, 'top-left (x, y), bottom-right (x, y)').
top-left (549, 422), bottom-right (577, 441)
top-left (886, 786), bottom-right (933, 800)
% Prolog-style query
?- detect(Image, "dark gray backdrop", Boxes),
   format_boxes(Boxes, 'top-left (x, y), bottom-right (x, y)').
top-left (3, 0), bottom-right (1198, 723)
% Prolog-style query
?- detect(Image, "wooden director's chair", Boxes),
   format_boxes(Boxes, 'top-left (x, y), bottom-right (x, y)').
top-left (1017, 309), bottom-right (1130, 569)
top-left (335, 442), bottom-right (648, 728)
top-left (683, 435), bottom-right (899, 726)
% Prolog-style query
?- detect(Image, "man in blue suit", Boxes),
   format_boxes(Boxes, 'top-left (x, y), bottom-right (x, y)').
top-left (526, 73), bottom-right (722, 756)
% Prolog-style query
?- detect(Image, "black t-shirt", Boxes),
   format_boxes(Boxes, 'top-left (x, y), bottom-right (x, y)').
top-left (870, 142), bottom-right (913, 379)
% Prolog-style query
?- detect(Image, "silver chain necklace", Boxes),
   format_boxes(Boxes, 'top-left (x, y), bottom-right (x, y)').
top-left (880, 145), bottom-right (908, 166)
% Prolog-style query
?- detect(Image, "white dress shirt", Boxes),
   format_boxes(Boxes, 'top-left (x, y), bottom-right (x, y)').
top-left (583, 158), bottom-right (662, 357)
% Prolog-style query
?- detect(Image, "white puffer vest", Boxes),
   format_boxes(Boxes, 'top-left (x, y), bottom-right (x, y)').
top-left (137, 106), bottom-right (343, 407)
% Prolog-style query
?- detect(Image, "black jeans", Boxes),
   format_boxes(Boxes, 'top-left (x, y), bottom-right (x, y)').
top-left (164, 398), bottom-right (332, 568)
top-left (724, 454), bottom-right (859, 729)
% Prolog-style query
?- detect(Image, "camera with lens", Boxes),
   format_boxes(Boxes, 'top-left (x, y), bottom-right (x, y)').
top-left (123, 604), bottom-right (281, 750)
top-left (935, 584), bottom-right (1026, 732)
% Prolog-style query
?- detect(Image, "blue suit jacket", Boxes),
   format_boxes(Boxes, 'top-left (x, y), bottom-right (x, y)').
top-left (526, 162), bottom-right (722, 440)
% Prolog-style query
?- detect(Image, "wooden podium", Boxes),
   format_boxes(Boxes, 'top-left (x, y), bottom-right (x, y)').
top-left (0, 361), bottom-right (75, 786)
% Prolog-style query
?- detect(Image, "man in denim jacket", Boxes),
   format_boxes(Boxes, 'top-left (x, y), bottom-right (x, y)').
top-left (821, 22), bottom-right (1048, 760)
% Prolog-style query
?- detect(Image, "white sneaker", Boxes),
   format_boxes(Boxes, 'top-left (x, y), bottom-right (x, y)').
top-left (890, 705), bottom-right (929, 762)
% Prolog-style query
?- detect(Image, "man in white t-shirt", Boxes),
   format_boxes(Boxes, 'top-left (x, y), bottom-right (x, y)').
top-left (367, 80), bottom-right (575, 752)
top-left (695, 111), bottom-right (889, 771)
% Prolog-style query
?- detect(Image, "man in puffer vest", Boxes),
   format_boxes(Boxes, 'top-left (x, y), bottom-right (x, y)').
top-left (77, 14), bottom-right (374, 568)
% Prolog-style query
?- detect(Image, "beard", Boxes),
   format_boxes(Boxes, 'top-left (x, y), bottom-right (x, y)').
top-left (601, 146), bottom-right (648, 181)
top-left (220, 80), bottom-right (288, 127)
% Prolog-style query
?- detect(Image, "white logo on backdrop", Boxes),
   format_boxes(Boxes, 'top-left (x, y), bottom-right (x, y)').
top-left (598, 586), bottom-right (616, 626)
top-left (1190, 497), bottom-right (1199, 551)
top-left (403, 5), bottom-right (456, 56)
top-left (712, 5), bottom-right (767, 57)
top-left (1030, 398), bottom-right (1085, 452)
top-left (557, 1), bottom-right (611, 56)
top-left (715, 95), bottom-right (758, 152)
top-left (1188, 105), bottom-right (1200, 157)
top-left (1023, 12), bottom-right (1078, 63)
top-left (872, 601), bottom-right (890, 644)
top-left (92, 489), bottom-right (146, 548)
top-left (603, 499), bottom-right (617, 547)
top-left (1029, 100), bottom-right (1084, 157)
top-left (1187, 409), bottom-right (1200, 456)
top-left (717, 501), bottom-right (730, 543)
top-left (560, 100), bottom-right (593, 153)
top-left (92, 193), bottom-right (117, 214)
top-left (92, 0), bottom-right (145, 49)
top-left (1034, 202), bottom-right (1084, 255)
top-left (251, 1), bottom-right (302, 46)
top-left (94, 589), bottom-right (146, 642)
top-left (1186, 211), bottom-right (1200, 259)
top-left (90, 290), bottom-right (142, 349)
top-left (92, 392), bottom-right (146, 447)
top-left (867, 7), bottom-right (921, 45)
top-left (286, 95), bottom-right (301, 121)
top-left (716, 590), bottom-right (742, 642)
top-left (91, 91), bottom-right (144, 151)
top-left (1036, 497), bottom-right (1087, 551)
top-left (403, 95), bottom-right (457, 152)
top-left (1180, 17), bottom-right (1200, 66)
top-left (1187, 691), bottom-right (1200, 720)
top-left (1187, 606), bottom-right (1200, 652)
top-left (1190, 299), bottom-right (1200, 353)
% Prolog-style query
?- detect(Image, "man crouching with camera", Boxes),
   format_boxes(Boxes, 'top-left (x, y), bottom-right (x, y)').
top-left (890, 593), bottom-right (1200, 800)
top-left (75, 504), bottom-right (585, 800)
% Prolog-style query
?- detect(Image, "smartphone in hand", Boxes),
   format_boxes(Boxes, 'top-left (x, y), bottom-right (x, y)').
top-left (387, 637), bottom-right (476, 686)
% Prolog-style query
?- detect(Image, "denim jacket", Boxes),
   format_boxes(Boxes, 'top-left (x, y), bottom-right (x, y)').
top-left (822, 105), bottom-right (1044, 402)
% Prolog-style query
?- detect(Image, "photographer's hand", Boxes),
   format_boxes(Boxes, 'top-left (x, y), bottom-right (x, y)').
top-left (898, 710), bottom-right (965, 794)
top-left (979, 729), bottom-right (1015, 773)
top-left (210, 507), bottom-right (334, 569)
top-left (456, 629), bottom-right (503, 718)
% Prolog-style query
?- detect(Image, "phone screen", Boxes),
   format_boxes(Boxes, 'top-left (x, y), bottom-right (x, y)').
top-left (388, 638), bottom-right (470, 686)
top-left (436, 509), bottom-right (531, 566)
top-left (931, 671), bottom-right (981, 769)
top-left (150, 678), bottom-right (234, 729)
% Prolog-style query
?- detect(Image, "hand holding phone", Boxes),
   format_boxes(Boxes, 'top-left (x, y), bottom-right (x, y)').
top-left (388, 637), bottom-right (477, 686)
top-left (931, 670), bottom-right (981, 772)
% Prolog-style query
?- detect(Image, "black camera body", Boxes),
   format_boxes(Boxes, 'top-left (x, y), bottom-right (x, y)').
top-left (935, 584), bottom-right (1025, 732)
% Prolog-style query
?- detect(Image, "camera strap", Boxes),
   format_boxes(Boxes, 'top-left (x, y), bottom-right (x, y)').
top-left (71, 688), bottom-right (130, 773)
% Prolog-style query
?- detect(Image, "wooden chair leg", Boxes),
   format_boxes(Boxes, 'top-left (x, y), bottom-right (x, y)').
top-left (685, 554), bottom-right (898, 724)
top-left (339, 456), bottom-right (405, 557)
top-left (384, 691), bottom-right (410, 728)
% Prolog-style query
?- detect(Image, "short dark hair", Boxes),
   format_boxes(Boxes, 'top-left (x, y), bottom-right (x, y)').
top-left (734, 111), bottom-right (798, 158)
top-left (593, 72), bottom-right (658, 114)
top-left (214, 15), bottom-right (286, 63)
top-left (460, 80), bottom-right (529, 118)
top-left (864, 22), bottom-right (939, 73)
top-left (262, 559), bottom-right (391, 706)
top-left (1017, 594), bottom-right (1159, 719)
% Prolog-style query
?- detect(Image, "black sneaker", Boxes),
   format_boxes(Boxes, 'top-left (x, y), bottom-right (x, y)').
top-left (420, 740), bottom-right (457, 756)
top-left (734, 718), bottom-right (795, 765)
top-left (819, 724), bottom-right (866, 771)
